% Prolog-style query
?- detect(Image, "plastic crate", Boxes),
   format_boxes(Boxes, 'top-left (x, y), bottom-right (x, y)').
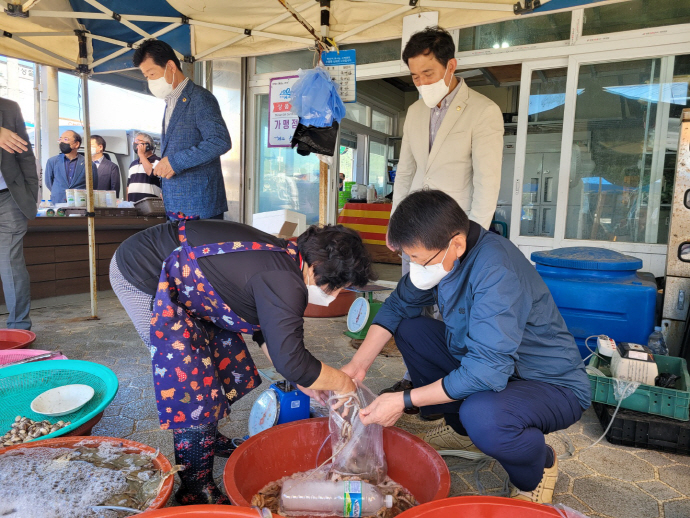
top-left (593, 402), bottom-right (690, 455)
top-left (588, 354), bottom-right (690, 421)
top-left (134, 197), bottom-right (166, 216)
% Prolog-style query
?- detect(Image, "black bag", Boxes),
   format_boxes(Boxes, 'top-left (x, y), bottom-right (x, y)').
top-left (291, 120), bottom-right (339, 157)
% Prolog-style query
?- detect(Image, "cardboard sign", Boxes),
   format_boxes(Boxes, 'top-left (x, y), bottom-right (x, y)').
top-left (268, 75), bottom-right (300, 147)
top-left (322, 49), bottom-right (357, 103)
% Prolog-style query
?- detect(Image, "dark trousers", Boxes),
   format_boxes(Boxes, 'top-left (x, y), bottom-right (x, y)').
top-left (395, 317), bottom-right (583, 491)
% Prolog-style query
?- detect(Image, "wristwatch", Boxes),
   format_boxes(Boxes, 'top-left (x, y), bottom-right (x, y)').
top-left (402, 389), bottom-right (415, 411)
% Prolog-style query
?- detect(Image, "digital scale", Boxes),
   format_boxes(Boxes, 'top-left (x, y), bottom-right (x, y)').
top-left (248, 379), bottom-right (311, 436)
top-left (345, 284), bottom-right (392, 341)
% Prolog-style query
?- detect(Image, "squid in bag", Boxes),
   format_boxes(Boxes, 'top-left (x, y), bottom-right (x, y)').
top-left (327, 381), bottom-right (387, 485)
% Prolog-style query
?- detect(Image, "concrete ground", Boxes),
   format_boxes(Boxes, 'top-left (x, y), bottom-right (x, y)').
top-left (4, 288), bottom-right (690, 517)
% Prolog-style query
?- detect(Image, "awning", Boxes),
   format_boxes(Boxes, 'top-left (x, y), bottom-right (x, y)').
top-left (0, 0), bottom-right (625, 72)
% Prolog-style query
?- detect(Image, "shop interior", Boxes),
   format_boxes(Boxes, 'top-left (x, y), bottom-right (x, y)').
top-left (338, 54), bottom-right (689, 246)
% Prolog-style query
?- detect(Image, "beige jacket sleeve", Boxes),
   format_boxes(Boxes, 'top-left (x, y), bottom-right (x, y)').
top-left (468, 103), bottom-right (504, 229)
top-left (391, 114), bottom-right (417, 215)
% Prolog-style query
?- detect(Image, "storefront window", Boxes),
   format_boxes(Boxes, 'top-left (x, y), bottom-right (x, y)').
top-left (564, 57), bottom-right (690, 244)
top-left (371, 110), bottom-right (392, 134)
top-left (520, 68), bottom-right (569, 238)
top-left (345, 102), bottom-right (369, 126)
top-left (255, 95), bottom-right (321, 225)
top-left (582, 0), bottom-right (690, 36)
top-left (368, 140), bottom-right (387, 196)
top-left (457, 12), bottom-right (570, 53)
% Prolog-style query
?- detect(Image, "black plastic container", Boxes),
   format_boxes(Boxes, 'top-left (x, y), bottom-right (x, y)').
top-left (593, 402), bottom-right (690, 456)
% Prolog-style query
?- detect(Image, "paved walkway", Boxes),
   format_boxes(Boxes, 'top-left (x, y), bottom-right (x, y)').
top-left (9, 291), bottom-right (690, 517)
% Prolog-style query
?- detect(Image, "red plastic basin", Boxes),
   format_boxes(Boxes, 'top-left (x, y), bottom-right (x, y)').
top-left (397, 496), bottom-right (563, 517)
top-left (0, 436), bottom-right (173, 511)
top-left (223, 418), bottom-right (450, 512)
top-left (0, 329), bottom-right (36, 350)
top-left (140, 505), bottom-right (283, 517)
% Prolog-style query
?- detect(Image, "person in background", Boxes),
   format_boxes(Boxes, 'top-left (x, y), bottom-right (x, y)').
top-left (381, 26), bottom-right (504, 400)
top-left (342, 190), bottom-right (590, 505)
top-left (45, 130), bottom-right (97, 204)
top-left (127, 132), bottom-right (162, 203)
top-left (133, 39), bottom-right (231, 220)
top-left (339, 172), bottom-right (345, 191)
top-left (0, 96), bottom-right (38, 330)
top-left (92, 134), bottom-right (121, 198)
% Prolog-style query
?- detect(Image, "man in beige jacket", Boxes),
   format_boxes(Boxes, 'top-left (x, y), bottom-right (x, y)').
top-left (382, 26), bottom-right (504, 402)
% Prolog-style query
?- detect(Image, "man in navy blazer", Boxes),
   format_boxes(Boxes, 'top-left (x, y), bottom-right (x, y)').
top-left (133, 40), bottom-right (230, 219)
top-left (45, 130), bottom-right (98, 204)
top-left (92, 134), bottom-right (121, 197)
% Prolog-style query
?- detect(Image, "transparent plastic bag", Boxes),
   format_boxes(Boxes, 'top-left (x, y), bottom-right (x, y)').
top-left (552, 504), bottom-right (591, 517)
top-left (327, 382), bottom-right (387, 485)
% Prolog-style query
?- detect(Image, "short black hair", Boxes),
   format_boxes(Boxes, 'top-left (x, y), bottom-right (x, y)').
top-left (388, 190), bottom-right (470, 251)
top-left (297, 224), bottom-right (377, 291)
top-left (69, 131), bottom-right (82, 146)
top-left (132, 39), bottom-right (181, 71)
top-left (402, 26), bottom-right (455, 67)
top-left (91, 135), bottom-right (106, 151)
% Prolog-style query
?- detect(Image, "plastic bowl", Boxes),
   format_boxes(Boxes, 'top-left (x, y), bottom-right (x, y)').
top-left (139, 505), bottom-right (283, 517)
top-left (0, 329), bottom-right (36, 350)
top-left (0, 349), bottom-right (67, 366)
top-left (0, 359), bottom-right (119, 443)
top-left (397, 496), bottom-right (564, 517)
top-left (0, 436), bottom-right (174, 511)
top-left (30, 384), bottom-right (95, 416)
top-left (223, 418), bottom-right (450, 511)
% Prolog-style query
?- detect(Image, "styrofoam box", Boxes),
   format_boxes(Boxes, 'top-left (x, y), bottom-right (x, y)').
top-left (252, 209), bottom-right (307, 238)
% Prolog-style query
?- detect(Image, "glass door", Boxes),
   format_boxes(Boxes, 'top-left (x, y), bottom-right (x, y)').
top-left (254, 94), bottom-right (321, 225)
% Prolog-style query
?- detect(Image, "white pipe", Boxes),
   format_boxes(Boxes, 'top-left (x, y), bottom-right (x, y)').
top-left (6, 34), bottom-right (77, 67)
top-left (90, 23), bottom-right (181, 69)
top-left (85, 34), bottom-right (130, 47)
top-left (190, 20), bottom-right (313, 44)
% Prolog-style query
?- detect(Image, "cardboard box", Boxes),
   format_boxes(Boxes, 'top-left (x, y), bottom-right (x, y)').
top-left (252, 209), bottom-right (306, 238)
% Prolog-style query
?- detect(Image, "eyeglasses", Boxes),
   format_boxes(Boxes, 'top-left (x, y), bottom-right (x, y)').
top-left (421, 233), bottom-right (460, 267)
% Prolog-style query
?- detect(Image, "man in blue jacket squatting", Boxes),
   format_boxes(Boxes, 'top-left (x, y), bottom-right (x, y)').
top-left (341, 189), bottom-right (591, 505)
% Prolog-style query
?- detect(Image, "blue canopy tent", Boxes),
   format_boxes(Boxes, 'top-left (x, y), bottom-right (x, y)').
top-left (0, 0), bottom-right (625, 316)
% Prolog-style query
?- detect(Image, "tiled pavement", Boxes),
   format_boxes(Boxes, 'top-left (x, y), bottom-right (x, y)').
top-left (6, 290), bottom-right (690, 517)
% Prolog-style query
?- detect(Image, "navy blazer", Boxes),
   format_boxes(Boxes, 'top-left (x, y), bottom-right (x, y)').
top-left (45, 153), bottom-right (97, 204)
top-left (161, 80), bottom-right (231, 219)
top-left (95, 157), bottom-right (121, 198)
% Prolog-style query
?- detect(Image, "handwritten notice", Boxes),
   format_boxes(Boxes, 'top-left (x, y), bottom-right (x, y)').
top-left (322, 49), bottom-right (356, 103)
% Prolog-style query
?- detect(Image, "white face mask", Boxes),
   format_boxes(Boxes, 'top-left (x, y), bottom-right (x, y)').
top-left (148, 64), bottom-right (174, 99)
top-left (306, 270), bottom-right (336, 306)
top-left (417, 65), bottom-right (451, 108)
top-left (91, 147), bottom-right (99, 156)
top-left (409, 240), bottom-right (454, 290)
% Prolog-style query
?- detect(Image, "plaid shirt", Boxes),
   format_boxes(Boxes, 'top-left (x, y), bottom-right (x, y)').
top-left (429, 78), bottom-right (463, 151)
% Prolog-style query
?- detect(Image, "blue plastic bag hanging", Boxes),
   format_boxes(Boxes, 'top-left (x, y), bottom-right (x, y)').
top-left (290, 67), bottom-right (345, 128)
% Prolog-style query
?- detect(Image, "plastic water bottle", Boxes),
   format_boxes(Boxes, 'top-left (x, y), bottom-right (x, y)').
top-left (647, 326), bottom-right (668, 356)
top-left (280, 479), bottom-right (393, 517)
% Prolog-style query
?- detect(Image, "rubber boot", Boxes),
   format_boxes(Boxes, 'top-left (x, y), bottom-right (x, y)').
top-left (173, 423), bottom-right (230, 505)
top-left (215, 433), bottom-right (238, 458)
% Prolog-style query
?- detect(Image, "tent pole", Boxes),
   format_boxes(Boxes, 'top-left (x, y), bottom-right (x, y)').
top-left (80, 73), bottom-right (98, 319)
top-left (81, 73), bottom-right (98, 319)
top-left (318, 0), bottom-right (330, 226)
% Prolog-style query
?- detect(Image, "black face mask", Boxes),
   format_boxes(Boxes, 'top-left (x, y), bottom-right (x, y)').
top-left (133, 142), bottom-right (152, 154)
top-left (59, 143), bottom-right (73, 154)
